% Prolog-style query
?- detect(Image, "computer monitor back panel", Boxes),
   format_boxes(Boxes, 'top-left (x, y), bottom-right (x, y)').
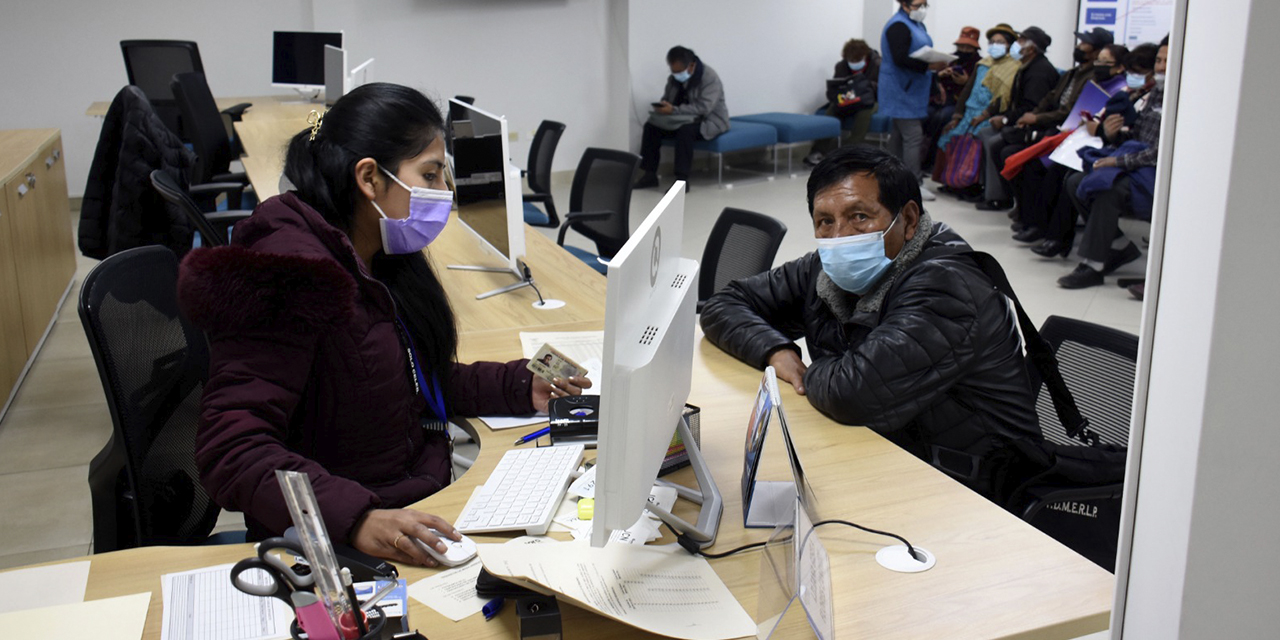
top-left (596, 184), bottom-right (700, 536)
top-left (273, 31), bottom-right (343, 89)
top-left (323, 45), bottom-right (347, 106)
top-left (448, 100), bottom-right (525, 271)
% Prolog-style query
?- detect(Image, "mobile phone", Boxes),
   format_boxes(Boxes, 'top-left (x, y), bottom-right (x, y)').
top-left (1081, 110), bottom-right (1099, 122)
top-left (651, 102), bottom-right (665, 108)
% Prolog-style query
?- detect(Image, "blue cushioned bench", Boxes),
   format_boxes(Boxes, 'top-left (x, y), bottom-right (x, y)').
top-left (661, 120), bottom-right (777, 188)
top-left (811, 105), bottom-right (891, 149)
top-left (733, 112), bottom-right (841, 174)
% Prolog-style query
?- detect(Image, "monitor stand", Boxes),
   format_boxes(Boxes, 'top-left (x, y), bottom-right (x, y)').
top-left (285, 87), bottom-right (323, 103)
top-left (447, 259), bottom-right (564, 308)
top-left (644, 415), bottom-right (724, 549)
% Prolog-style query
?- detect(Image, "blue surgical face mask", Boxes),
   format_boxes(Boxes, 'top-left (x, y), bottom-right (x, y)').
top-left (1126, 72), bottom-right (1147, 90)
top-left (1010, 41), bottom-right (1025, 61)
top-left (988, 43), bottom-right (1008, 59)
top-left (847, 59), bottom-right (867, 72)
top-left (1153, 73), bottom-right (1166, 89)
top-left (673, 69), bottom-right (691, 83)
top-left (816, 215), bottom-right (900, 295)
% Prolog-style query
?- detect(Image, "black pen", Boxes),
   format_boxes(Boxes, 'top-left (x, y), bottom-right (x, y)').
top-left (514, 427), bottom-right (551, 445)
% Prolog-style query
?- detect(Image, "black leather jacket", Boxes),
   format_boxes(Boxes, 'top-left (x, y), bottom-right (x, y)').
top-left (701, 222), bottom-right (1042, 501)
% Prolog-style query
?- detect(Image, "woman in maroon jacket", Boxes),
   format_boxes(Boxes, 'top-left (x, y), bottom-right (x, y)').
top-left (178, 83), bottom-right (588, 566)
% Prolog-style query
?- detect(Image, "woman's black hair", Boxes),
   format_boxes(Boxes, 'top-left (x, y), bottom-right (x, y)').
top-left (806, 145), bottom-right (922, 216)
top-left (284, 82), bottom-right (458, 411)
top-left (1124, 43), bottom-right (1160, 74)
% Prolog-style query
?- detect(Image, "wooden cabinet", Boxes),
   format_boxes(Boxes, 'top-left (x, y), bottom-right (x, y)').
top-left (0, 129), bottom-right (76, 407)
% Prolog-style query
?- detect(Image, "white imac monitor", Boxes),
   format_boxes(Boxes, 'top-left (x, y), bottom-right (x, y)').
top-left (272, 31), bottom-right (343, 96)
top-left (446, 99), bottom-right (529, 300)
top-left (591, 182), bottom-right (722, 548)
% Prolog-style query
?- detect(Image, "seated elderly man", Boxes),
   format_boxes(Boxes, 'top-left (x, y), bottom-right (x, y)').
top-left (700, 145), bottom-right (1043, 506)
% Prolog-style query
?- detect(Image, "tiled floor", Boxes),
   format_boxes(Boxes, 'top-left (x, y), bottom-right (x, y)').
top-left (0, 163), bottom-right (1144, 573)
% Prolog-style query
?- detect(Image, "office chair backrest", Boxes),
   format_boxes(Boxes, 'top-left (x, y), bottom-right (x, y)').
top-left (527, 120), bottom-right (566, 196)
top-left (150, 170), bottom-right (226, 247)
top-left (699, 208), bottom-right (787, 305)
top-left (1031, 316), bottom-right (1138, 447)
top-left (121, 40), bottom-right (203, 138)
top-left (171, 72), bottom-right (233, 185)
top-left (568, 148), bottom-right (642, 258)
top-left (80, 245), bottom-right (221, 552)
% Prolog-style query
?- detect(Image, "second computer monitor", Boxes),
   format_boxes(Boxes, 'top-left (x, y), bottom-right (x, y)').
top-left (448, 99), bottom-right (525, 273)
top-left (272, 31), bottom-right (343, 91)
top-left (591, 183), bottom-right (701, 547)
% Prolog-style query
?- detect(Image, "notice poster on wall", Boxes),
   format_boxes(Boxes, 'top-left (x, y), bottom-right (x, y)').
top-left (1078, 0), bottom-right (1175, 48)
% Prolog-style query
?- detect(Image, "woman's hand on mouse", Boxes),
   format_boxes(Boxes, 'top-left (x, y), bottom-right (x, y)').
top-left (351, 508), bottom-right (462, 567)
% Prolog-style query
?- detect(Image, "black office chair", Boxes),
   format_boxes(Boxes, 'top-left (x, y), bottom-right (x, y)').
top-left (171, 72), bottom-right (254, 210)
top-left (556, 148), bottom-right (642, 275)
top-left (1019, 315), bottom-right (1137, 572)
top-left (523, 120), bottom-right (567, 228)
top-left (698, 208), bottom-right (788, 312)
top-left (81, 245), bottom-right (222, 552)
top-left (150, 170), bottom-right (252, 248)
top-left (120, 40), bottom-right (201, 141)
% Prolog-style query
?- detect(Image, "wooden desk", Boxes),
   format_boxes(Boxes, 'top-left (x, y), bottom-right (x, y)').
top-left (53, 322), bottom-right (1111, 640)
top-left (86, 94), bottom-right (321, 122)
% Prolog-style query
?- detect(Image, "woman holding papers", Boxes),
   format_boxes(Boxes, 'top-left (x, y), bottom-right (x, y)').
top-left (178, 83), bottom-right (589, 565)
top-left (878, 0), bottom-right (950, 202)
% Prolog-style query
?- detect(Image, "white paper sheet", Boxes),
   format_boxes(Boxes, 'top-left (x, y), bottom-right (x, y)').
top-left (478, 541), bottom-right (755, 640)
top-left (161, 564), bottom-right (292, 640)
top-left (1049, 127), bottom-right (1105, 172)
top-left (478, 415), bottom-right (547, 431)
top-left (405, 559), bottom-right (488, 622)
top-left (909, 46), bottom-right (958, 64)
top-left (0, 591), bottom-right (150, 640)
top-left (407, 536), bottom-right (554, 621)
top-left (0, 560), bottom-right (91, 614)
top-left (520, 331), bottom-right (605, 363)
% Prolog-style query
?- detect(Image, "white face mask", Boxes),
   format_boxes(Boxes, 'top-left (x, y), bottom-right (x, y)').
top-left (909, 6), bottom-right (928, 22)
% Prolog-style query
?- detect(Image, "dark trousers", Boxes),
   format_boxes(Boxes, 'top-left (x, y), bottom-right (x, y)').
top-left (923, 104), bottom-right (956, 168)
top-left (640, 122), bottom-right (701, 180)
top-left (1069, 173), bottom-right (1133, 263)
top-left (1037, 165), bottom-right (1081, 246)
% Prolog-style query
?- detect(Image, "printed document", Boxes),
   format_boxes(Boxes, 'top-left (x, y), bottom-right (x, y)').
top-left (909, 46), bottom-right (958, 64)
top-left (478, 540), bottom-right (755, 640)
top-left (161, 564), bottom-right (291, 640)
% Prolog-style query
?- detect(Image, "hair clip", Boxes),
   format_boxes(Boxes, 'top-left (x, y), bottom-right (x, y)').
top-left (307, 109), bottom-right (326, 142)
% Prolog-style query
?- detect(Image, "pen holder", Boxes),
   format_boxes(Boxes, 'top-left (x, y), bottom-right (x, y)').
top-left (290, 605), bottom-right (387, 640)
top-left (659, 404), bottom-right (701, 476)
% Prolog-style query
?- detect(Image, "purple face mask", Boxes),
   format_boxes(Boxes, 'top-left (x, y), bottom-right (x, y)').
top-left (370, 167), bottom-right (453, 254)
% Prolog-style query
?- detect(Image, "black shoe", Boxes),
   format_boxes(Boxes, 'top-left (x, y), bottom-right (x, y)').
top-left (1031, 239), bottom-right (1072, 258)
top-left (633, 172), bottom-right (659, 189)
top-left (975, 199), bottom-right (1012, 211)
top-left (1102, 242), bottom-right (1142, 275)
top-left (1010, 221), bottom-right (1026, 233)
top-left (1058, 264), bottom-right (1105, 289)
top-left (1012, 227), bottom-right (1045, 243)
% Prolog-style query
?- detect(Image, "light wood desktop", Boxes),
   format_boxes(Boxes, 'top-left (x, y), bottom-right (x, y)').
top-left (30, 102), bottom-right (1113, 639)
top-left (86, 94), bottom-right (322, 121)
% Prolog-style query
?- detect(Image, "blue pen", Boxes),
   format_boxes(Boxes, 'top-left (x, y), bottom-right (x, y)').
top-left (483, 597), bottom-right (505, 620)
top-left (514, 427), bottom-right (551, 445)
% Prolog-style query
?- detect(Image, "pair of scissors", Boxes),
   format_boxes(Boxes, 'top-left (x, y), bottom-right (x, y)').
top-left (231, 537), bottom-right (316, 605)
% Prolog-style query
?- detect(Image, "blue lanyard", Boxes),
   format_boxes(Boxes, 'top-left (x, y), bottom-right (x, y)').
top-left (395, 317), bottom-right (447, 422)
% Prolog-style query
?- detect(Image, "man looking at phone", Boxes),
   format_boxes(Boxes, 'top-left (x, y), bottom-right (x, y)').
top-left (635, 46), bottom-right (729, 192)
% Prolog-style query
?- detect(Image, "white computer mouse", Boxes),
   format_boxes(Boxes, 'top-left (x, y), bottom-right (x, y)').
top-left (413, 529), bottom-right (477, 567)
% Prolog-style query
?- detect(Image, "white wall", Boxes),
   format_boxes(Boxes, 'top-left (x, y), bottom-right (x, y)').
top-left (628, 0), bottom-right (863, 149)
top-left (311, 0), bottom-right (630, 175)
top-left (1118, 0), bottom-right (1280, 636)
top-left (0, 0), bottom-right (313, 198)
top-left (862, 0), bottom-right (1079, 70)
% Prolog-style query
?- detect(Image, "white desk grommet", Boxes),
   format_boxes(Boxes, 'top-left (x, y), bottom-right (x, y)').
top-left (876, 545), bottom-right (936, 573)
top-left (532, 299), bottom-right (566, 310)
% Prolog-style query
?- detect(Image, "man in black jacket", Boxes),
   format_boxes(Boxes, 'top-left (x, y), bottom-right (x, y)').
top-left (701, 145), bottom-right (1043, 506)
top-left (971, 26), bottom-right (1060, 211)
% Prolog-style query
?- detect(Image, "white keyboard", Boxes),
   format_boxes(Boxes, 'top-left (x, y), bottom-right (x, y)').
top-left (456, 444), bottom-right (585, 536)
